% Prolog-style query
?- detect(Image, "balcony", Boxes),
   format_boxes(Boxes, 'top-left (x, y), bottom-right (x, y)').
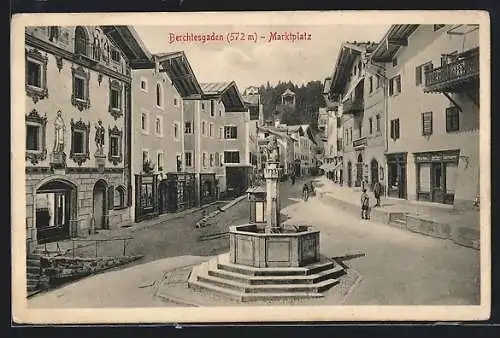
top-left (342, 98), bottom-right (364, 115)
top-left (424, 48), bottom-right (479, 93)
top-left (352, 136), bottom-right (367, 149)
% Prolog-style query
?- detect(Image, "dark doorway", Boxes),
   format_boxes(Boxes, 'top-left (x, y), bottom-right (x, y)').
top-left (92, 180), bottom-right (108, 230)
top-left (370, 159), bottom-right (379, 190)
top-left (158, 180), bottom-right (169, 215)
top-left (356, 154), bottom-right (363, 187)
top-left (35, 180), bottom-right (75, 243)
top-left (431, 163), bottom-right (445, 203)
top-left (347, 161), bottom-right (352, 187)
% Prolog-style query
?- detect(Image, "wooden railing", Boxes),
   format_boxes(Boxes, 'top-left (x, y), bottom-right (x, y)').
top-left (425, 49), bottom-right (479, 89)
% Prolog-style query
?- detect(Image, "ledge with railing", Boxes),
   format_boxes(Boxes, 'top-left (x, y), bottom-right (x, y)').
top-left (424, 48), bottom-right (479, 92)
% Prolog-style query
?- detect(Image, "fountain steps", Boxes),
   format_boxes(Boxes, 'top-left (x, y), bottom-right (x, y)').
top-left (188, 254), bottom-right (345, 302)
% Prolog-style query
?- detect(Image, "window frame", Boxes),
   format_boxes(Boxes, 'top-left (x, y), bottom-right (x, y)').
top-left (224, 151), bottom-right (240, 164)
top-left (202, 152), bottom-right (208, 168)
top-left (25, 48), bottom-right (49, 103)
top-left (185, 151), bottom-right (193, 167)
top-left (113, 185), bottom-right (127, 210)
top-left (224, 126), bottom-right (238, 139)
top-left (209, 123), bottom-right (214, 138)
top-left (184, 121), bottom-right (193, 134)
top-left (202, 120), bottom-right (207, 136)
top-left (70, 118), bottom-right (91, 165)
top-left (25, 109), bottom-right (48, 165)
top-left (156, 150), bottom-right (164, 172)
top-left (210, 100), bottom-right (216, 118)
top-left (376, 114), bottom-right (381, 132)
top-left (173, 121), bottom-right (180, 141)
top-left (156, 82), bottom-right (164, 109)
top-left (390, 118), bottom-right (400, 140)
top-left (108, 125), bottom-right (123, 165)
top-left (140, 77), bottom-right (148, 93)
top-left (140, 110), bottom-right (150, 135)
top-left (108, 79), bottom-right (123, 119)
top-left (421, 111), bottom-right (433, 136)
top-left (369, 76), bottom-right (373, 93)
top-left (155, 115), bottom-right (163, 137)
top-left (369, 117), bottom-right (373, 134)
top-left (446, 106), bottom-right (460, 133)
top-left (71, 66), bottom-right (91, 111)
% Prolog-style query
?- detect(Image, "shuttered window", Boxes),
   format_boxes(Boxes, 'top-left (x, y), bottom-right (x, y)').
top-left (422, 112), bottom-right (433, 136)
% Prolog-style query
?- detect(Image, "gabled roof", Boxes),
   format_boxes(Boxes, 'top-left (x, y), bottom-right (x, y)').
top-left (328, 41), bottom-right (377, 96)
top-left (257, 125), bottom-right (295, 143)
top-left (101, 26), bottom-right (154, 69)
top-left (371, 25), bottom-right (419, 62)
top-left (242, 94), bottom-right (259, 105)
top-left (155, 51), bottom-right (203, 99)
top-left (281, 88), bottom-right (295, 97)
top-left (200, 81), bottom-right (246, 112)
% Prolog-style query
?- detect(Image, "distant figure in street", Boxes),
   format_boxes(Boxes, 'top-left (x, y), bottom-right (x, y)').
top-left (302, 183), bottom-right (310, 201)
top-left (360, 188), bottom-right (370, 220)
top-left (290, 167), bottom-right (296, 185)
top-left (373, 181), bottom-right (382, 207)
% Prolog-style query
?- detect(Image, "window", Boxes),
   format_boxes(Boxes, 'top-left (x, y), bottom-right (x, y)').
top-left (155, 116), bottom-right (163, 136)
top-left (140, 78), bottom-right (148, 92)
top-left (202, 152), bottom-right (207, 167)
top-left (48, 26), bottom-right (59, 42)
top-left (224, 126), bottom-right (238, 139)
top-left (446, 106), bottom-right (460, 132)
top-left (184, 121), bottom-right (192, 134)
top-left (111, 49), bottom-right (121, 62)
top-left (390, 118), bottom-right (400, 140)
top-left (70, 118), bottom-right (90, 165)
top-left (108, 79), bottom-right (123, 118)
top-left (376, 114), bottom-right (381, 132)
top-left (201, 102), bottom-right (205, 110)
top-left (337, 139), bottom-right (343, 151)
top-left (209, 123), bottom-right (214, 137)
top-left (71, 66), bottom-right (90, 111)
top-left (157, 151), bottom-right (164, 171)
top-left (369, 118), bottom-right (373, 134)
top-left (369, 76), bottom-right (373, 93)
top-left (210, 153), bottom-right (214, 167)
top-left (434, 24), bottom-right (445, 31)
top-left (141, 111), bottom-right (149, 134)
top-left (185, 152), bottom-right (193, 167)
top-left (416, 62), bottom-right (433, 86)
top-left (202, 121), bottom-right (206, 136)
top-left (25, 109), bottom-right (47, 164)
top-left (215, 152), bottom-right (220, 166)
top-left (108, 126), bottom-right (123, 165)
top-left (142, 150), bottom-right (150, 169)
top-left (389, 75), bottom-right (401, 96)
top-left (114, 186), bottom-right (126, 209)
top-left (156, 83), bottom-right (163, 108)
top-left (74, 26), bottom-right (88, 56)
top-left (392, 58), bottom-right (398, 67)
top-left (224, 151), bottom-right (240, 164)
top-left (421, 112), bottom-right (433, 136)
top-left (210, 100), bottom-right (215, 117)
top-left (173, 122), bottom-right (180, 140)
top-left (336, 117), bottom-right (341, 128)
top-left (174, 98), bottom-right (179, 107)
top-left (219, 153), bottom-right (224, 166)
top-left (27, 60), bottom-right (41, 88)
top-left (376, 75), bottom-right (381, 89)
top-left (219, 127), bottom-right (224, 139)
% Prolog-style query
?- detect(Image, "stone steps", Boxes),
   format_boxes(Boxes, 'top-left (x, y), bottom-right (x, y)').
top-left (26, 255), bottom-right (42, 294)
top-left (187, 254), bottom-right (344, 302)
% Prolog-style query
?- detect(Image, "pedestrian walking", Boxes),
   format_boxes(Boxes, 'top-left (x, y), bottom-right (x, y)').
top-left (373, 181), bottom-right (382, 207)
top-left (302, 183), bottom-right (310, 201)
top-left (360, 188), bottom-right (370, 220)
top-left (290, 168), bottom-right (296, 185)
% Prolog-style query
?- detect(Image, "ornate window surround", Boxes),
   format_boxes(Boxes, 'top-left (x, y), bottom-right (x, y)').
top-left (71, 65), bottom-right (91, 111)
top-left (70, 118), bottom-right (90, 165)
top-left (25, 109), bottom-right (48, 165)
top-left (108, 79), bottom-right (124, 120)
top-left (25, 48), bottom-right (49, 104)
top-left (108, 125), bottom-right (123, 165)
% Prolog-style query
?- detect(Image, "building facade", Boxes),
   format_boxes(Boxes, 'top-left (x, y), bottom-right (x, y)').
top-left (371, 24), bottom-right (479, 208)
top-left (25, 25), bottom-right (153, 252)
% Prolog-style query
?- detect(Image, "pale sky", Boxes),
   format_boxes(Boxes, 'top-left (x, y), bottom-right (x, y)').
top-left (134, 25), bottom-right (390, 91)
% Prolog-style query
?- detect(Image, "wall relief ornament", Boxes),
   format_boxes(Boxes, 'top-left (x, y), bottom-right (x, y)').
top-left (70, 118), bottom-right (90, 166)
top-left (25, 109), bottom-right (48, 165)
top-left (25, 48), bottom-right (49, 104)
top-left (98, 73), bottom-right (103, 86)
top-left (71, 65), bottom-right (91, 111)
top-left (55, 55), bottom-right (63, 72)
top-left (95, 119), bottom-right (105, 155)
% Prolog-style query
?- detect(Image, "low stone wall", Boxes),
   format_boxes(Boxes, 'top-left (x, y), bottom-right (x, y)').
top-left (40, 255), bottom-right (143, 285)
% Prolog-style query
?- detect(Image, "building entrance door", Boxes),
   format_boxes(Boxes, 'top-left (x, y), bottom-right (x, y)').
top-left (93, 180), bottom-right (107, 230)
top-left (356, 154), bottom-right (363, 187)
top-left (431, 163), bottom-right (445, 203)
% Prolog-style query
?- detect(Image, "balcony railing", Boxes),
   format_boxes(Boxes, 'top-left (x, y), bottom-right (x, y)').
top-left (424, 48), bottom-right (479, 92)
top-left (352, 136), bottom-right (367, 149)
top-left (342, 98), bottom-right (364, 114)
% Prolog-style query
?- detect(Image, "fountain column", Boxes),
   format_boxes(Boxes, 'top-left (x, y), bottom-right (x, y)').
top-left (264, 161), bottom-right (281, 233)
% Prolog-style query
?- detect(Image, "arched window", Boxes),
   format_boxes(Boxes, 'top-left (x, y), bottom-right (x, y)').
top-left (156, 83), bottom-right (163, 108)
top-left (74, 26), bottom-right (88, 56)
top-left (114, 185), bottom-right (127, 209)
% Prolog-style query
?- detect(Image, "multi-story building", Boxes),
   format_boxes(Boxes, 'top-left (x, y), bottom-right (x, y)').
top-left (370, 24), bottom-right (479, 207)
top-left (131, 52), bottom-right (196, 221)
top-left (242, 86), bottom-right (264, 181)
top-left (24, 26), bottom-right (153, 251)
top-left (288, 124), bottom-right (317, 177)
top-left (326, 41), bottom-right (382, 189)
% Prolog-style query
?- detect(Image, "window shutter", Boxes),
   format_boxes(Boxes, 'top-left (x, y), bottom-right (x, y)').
top-left (390, 120), bottom-right (394, 139)
top-left (416, 66), bottom-right (422, 85)
top-left (234, 127), bottom-right (238, 139)
top-left (389, 79), bottom-right (394, 96)
top-left (395, 119), bottom-right (400, 139)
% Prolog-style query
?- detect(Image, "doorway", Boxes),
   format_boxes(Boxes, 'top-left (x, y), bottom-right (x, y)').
top-left (356, 154), bottom-right (363, 187)
top-left (35, 179), bottom-right (75, 243)
top-left (370, 159), bottom-right (379, 190)
top-left (431, 163), bottom-right (445, 203)
top-left (93, 180), bottom-right (108, 230)
top-left (347, 161), bottom-right (352, 187)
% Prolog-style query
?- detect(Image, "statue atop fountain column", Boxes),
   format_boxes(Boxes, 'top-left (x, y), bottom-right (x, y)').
top-left (264, 135), bottom-right (281, 233)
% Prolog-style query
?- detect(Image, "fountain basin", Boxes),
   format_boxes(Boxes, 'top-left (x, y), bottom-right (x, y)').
top-left (228, 224), bottom-right (320, 268)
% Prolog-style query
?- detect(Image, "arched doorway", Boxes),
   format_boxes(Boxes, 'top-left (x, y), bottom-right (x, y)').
top-left (93, 180), bottom-right (108, 230)
top-left (356, 154), bottom-right (364, 187)
top-left (370, 158), bottom-right (379, 191)
top-left (35, 179), bottom-right (76, 243)
top-left (347, 161), bottom-right (352, 187)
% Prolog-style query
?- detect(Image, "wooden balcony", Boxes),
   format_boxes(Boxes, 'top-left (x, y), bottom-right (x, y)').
top-left (352, 136), bottom-right (367, 149)
top-left (342, 97), bottom-right (364, 114)
top-left (424, 48), bottom-right (479, 93)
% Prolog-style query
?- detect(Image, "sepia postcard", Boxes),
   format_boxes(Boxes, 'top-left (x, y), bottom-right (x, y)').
top-left (11, 10), bottom-right (491, 324)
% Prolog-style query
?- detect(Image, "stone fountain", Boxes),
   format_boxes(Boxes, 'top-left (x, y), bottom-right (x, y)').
top-left (188, 136), bottom-right (345, 302)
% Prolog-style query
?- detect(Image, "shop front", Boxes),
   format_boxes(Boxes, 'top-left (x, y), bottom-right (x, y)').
top-left (134, 174), bottom-right (159, 222)
top-left (414, 150), bottom-right (459, 205)
top-left (386, 153), bottom-right (407, 199)
top-left (163, 172), bottom-right (196, 213)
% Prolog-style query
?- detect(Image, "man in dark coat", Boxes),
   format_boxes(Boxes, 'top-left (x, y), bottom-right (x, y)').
top-left (373, 181), bottom-right (382, 207)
